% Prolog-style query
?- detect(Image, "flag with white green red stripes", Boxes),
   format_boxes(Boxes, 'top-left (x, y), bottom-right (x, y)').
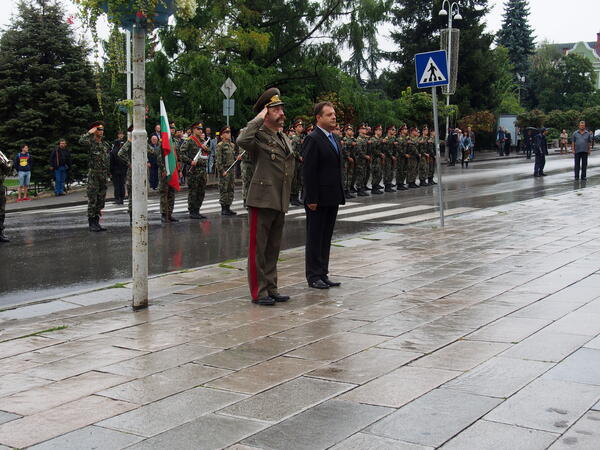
top-left (160, 99), bottom-right (180, 191)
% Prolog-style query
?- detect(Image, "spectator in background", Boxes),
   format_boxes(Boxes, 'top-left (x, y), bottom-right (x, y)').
top-left (447, 128), bottom-right (459, 166)
top-left (205, 127), bottom-right (217, 174)
top-left (524, 129), bottom-right (534, 159)
top-left (560, 129), bottom-right (568, 154)
top-left (572, 121), bottom-right (592, 180)
top-left (467, 126), bottom-right (476, 160)
top-left (14, 144), bottom-right (31, 202)
top-left (148, 135), bottom-right (160, 190)
top-left (151, 124), bottom-right (161, 142)
top-left (533, 128), bottom-right (548, 177)
top-left (460, 129), bottom-right (472, 168)
top-left (49, 139), bottom-right (71, 196)
top-left (109, 131), bottom-right (128, 204)
top-left (504, 129), bottom-right (512, 156)
top-left (496, 127), bottom-right (506, 156)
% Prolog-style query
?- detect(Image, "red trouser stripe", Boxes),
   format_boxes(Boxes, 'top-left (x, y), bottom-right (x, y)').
top-left (248, 207), bottom-right (259, 300)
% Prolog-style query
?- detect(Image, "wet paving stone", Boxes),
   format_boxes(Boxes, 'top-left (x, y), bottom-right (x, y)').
top-left (543, 311), bottom-right (600, 336)
top-left (219, 376), bottom-right (354, 422)
top-left (466, 317), bottom-right (551, 343)
top-left (285, 332), bottom-right (389, 362)
top-left (97, 363), bottom-right (230, 405)
top-left (441, 419), bottom-right (559, 450)
top-left (306, 347), bottom-right (420, 384)
top-left (97, 387), bottom-right (246, 437)
top-left (330, 432), bottom-right (432, 450)
top-left (0, 373), bottom-right (52, 398)
top-left (127, 413), bottom-right (267, 450)
top-left (443, 356), bottom-right (553, 398)
top-left (241, 399), bottom-right (392, 450)
top-left (485, 378), bottom-right (600, 433)
top-left (542, 347), bottom-right (600, 386)
top-left (340, 365), bottom-right (458, 407)
top-left (0, 410), bottom-right (19, 425)
top-left (548, 410), bottom-right (600, 450)
top-left (411, 340), bottom-right (510, 371)
top-left (377, 324), bottom-right (466, 353)
top-left (367, 388), bottom-right (501, 447)
top-left (501, 330), bottom-right (593, 363)
top-left (206, 356), bottom-right (324, 395)
top-left (27, 425), bottom-right (143, 450)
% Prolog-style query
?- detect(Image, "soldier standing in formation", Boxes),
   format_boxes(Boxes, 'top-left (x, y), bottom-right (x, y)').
top-left (369, 125), bottom-right (384, 195)
top-left (179, 122), bottom-right (209, 220)
top-left (0, 152), bottom-right (12, 242)
top-left (354, 124), bottom-right (370, 196)
top-left (80, 121), bottom-right (110, 232)
top-left (341, 125), bottom-right (356, 199)
top-left (157, 128), bottom-right (180, 224)
top-left (383, 125), bottom-right (396, 192)
top-left (396, 124), bottom-right (409, 190)
top-left (427, 129), bottom-right (438, 185)
top-left (405, 127), bottom-right (420, 188)
top-left (237, 88), bottom-right (295, 306)
top-left (289, 120), bottom-right (304, 206)
top-left (418, 125), bottom-right (430, 186)
top-left (215, 126), bottom-right (240, 216)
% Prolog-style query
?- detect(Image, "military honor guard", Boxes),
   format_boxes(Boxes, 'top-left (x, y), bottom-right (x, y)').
top-left (215, 126), bottom-right (240, 216)
top-left (396, 124), bottom-right (409, 190)
top-left (341, 125), bottom-right (356, 199)
top-left (405, 126), bottom-right (420, 188)
top-left (383, 125), bottom-right (397, 192)
top-left (237, 88), bottom-right (295, 306)
top-left (179, 122), bottom-right (209, 219)
top-left (355, 124), bottom-right (370, 196)
top-left (418, 125), bottom-right (430, 186)
top-left (80, 121), bottom-right (110, 232)
top-left (370, 125), bottom-right (384, 194)
top-left (289, 119), bottom-right (305, 206)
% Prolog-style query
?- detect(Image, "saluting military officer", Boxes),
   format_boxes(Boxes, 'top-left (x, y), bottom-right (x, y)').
top-left (215, 126), bottom-right (240, 216)
top-left (370, 125), bottom-right (385, 194)
top-left (0, 151), bottom-right (13, 242)
top-left (179, 122), bottom-right (209, 219)
top-left (80, 121), bottom-right (111, 232)
top-left (237, 88), bottom-right (295, 306)
top-left (289, 119), bottom-right (305, 206)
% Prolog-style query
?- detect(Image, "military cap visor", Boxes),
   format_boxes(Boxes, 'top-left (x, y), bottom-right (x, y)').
top-left (253, 87), bottom-right (285, 113)
top-left (91, 121), bottom-right (105, 129)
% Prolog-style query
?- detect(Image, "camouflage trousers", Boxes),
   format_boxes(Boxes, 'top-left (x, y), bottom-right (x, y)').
top-left (187, 166), bottom-right (207, 212)
top-left (159, 176), bottom-right (175, 215)
top-left (364, 160), bottom-right (372, 189)
top-left (354, 158), bottom-right (367, 190)
top-left (219, 171), bottom-right (235, 207)
top-left (87, 170), bottom-right (107, 218)
top-left (371, 156), bottom-right (383, 189)
top-left (395, 156), bottom-right (406, 186)
top-left (406, 156), bottom-right (418, 183)
top-left (344, 160), bottom-right (355, 191)
top-left (0, 185), bottom-right (5, 231)
top-left (428, 156), bottom-right (436, 178)
top-left (241, 161), bottom-right (254, 207)
top-left (290, 160), bottom-right (303, 199)
top-left (383, 156), bottom-right (394, 186)
top-left (418, 155), bottom-right (430, 180)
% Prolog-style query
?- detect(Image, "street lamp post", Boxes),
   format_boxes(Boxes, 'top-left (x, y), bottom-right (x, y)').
top-left (439, 0), bottom-right (461, 140)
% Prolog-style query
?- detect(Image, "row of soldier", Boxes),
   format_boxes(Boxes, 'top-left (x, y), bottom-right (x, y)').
top-left (285, 121), bottom-right (438, 207)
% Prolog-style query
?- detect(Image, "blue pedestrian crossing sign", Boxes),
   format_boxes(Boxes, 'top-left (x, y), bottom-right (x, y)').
top-left (415, 50), bottom-right (449, 89)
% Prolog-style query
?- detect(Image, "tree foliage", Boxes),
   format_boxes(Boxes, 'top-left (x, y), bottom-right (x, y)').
top-left (0, 0), bottom-right (97, 186)
top-left (496, 0), bottom-right (535, 77)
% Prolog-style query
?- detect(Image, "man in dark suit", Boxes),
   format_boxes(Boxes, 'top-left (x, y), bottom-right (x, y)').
top-left (302, 102), bottom-right (345, 289)
top-left (237, 88), bottom-right (296, 306)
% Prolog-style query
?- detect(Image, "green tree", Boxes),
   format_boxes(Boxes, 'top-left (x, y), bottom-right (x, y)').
top-left (496, 0), bottom-right (535, 78)
top-left (0, 0), bottom-right (97, 187)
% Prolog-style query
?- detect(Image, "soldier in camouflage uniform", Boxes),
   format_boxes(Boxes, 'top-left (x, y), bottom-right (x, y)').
top-left (395, 124), bottom-right (409, 191)
top-left (382, 125), bottom-right (397, 192)
top-left (369, 125), bottom-right (384, 194)
top-left (157, 129), bottom-right (180, 223)
top-left (428, 129), bottom-right (438, 185)
top-left (418, 125), bottom-right (430, 186)
top-left (289, 120), bottom-right (304, 206)
top-left (117, 126), bottom-right (157, 222)
top-left (0, 153), bottom-right (13, 242)
top-left (405, 127), bottom-right (420, 188)
top-left (215, 126), bottom-right (239, 216)
top-left (354, 124), bottom-right (370, 196)
top-left (179, 122), bottom-right (209, 219)
top-left (341, 125), bottom-right (356, 199)
top-left (80, 121), bottom-right (111, 232)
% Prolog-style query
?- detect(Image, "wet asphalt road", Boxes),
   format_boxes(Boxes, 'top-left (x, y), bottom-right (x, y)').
top-left (1, 153), bottom-right (598, 306)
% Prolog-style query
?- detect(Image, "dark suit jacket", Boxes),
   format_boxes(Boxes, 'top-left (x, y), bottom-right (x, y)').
top-left (302, 127), bottom-right (345, 207)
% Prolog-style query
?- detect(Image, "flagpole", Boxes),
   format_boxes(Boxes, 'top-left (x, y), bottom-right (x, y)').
top-left (223, 150), bottom-right (245, 175)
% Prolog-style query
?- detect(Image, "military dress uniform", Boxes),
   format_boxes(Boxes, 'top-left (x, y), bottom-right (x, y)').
top-left (237, 88), bottom-right (295, 306)
top-left (79, 123), bottom-right (111, 231)
top-left (0, 156), bottom-right (13, 242)
top-left (179, 127), bottom-right (209, 219)
top-left (215, 138), bottom-right (237, 215)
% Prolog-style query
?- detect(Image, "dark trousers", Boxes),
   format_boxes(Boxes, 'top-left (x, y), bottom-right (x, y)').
top-left (449, 147), bottom-right (458, 165)
top-left (112, 171), bottom-right (126, 201)
top-left (534, 153), bottom-right (545, 175)
top-left (305, 205), bottom-right (339, 283)
top-left (149, 163), bottom-right (159, 189)
top-left (574, 153), bottom-right (588, 179)
top-left (247, 207), bottom-right (285, 300)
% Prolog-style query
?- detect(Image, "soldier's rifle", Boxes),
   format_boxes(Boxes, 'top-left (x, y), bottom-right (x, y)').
top-left (223, 150), bottom-right (246, 175)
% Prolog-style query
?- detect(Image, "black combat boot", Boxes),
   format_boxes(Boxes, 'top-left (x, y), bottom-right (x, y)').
top-left (189, 209), bottom-right (205, 219)
top-left (428, 178), bottom-right (437, 185)
top-left (168, 214), bottom-right (179, 222)
top-left (227, 206), bottom-right (237, 216)
top-left (420, 179), bottom-right (428, 186)
top-left (357, 189), bottom-right (370, 197)
top-left (384, 185), bottom-right (395, 193)
top-left (95, 217), bottom-right (107, 231)
top-left (89, 217), bottom-right (102, 232)
top-left (371, 189), bottom-right (383, 195)
top-left (397, 184), bottom-right (408, 191)
top-left (408, 182), bottom-right (418, 188)
top-left (345, 190), bottom-right (356, 199)
top-left (0, 232), bottom-right (9, 243)
top-left (161, 214), bottom-right (169, 223)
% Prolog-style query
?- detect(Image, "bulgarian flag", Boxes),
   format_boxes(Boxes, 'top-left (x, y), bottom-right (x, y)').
top-left (160, 98), bottom-right (180, 191)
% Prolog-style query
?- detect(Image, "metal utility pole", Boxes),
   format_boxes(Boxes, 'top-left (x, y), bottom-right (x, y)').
top-left (131, 24), bottom-right (148, 310)
top-left (439, 0), bottom-right (461, 140)
top-left (126, 29), bottom-right (132, 128)
top-left (432, 86), bottom-right (444, 227)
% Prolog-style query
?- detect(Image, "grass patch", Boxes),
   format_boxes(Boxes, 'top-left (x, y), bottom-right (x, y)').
top-left (331, 243), bottom-right (344, 247)
top-left (3, 179), bottom-right (18, 187)
top-left (16, 325), bottom-right (68, 339)
top-left (107, 282), bottom-right (128, 289)
top-left (218, 263), bottom-right (239, 270)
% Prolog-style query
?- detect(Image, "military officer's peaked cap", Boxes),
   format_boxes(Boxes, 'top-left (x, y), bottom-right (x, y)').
top-left (253, 87), bottom-right (285, 114)
top-left (90, 121), bottom-right (105, 129)
top-left (293, 119), bottom-right (304, 127)
top-left (344, 124), bottom-right (353, 131)
top-left (374, 124), bottom-right (383, 131)
top-left (191, 122), bottom-right (203, 129)
top-left (220, 126), bottom-right (231, 134)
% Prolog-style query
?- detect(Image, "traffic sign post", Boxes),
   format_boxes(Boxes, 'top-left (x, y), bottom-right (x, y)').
top-left (221, 78), bottom-right (237, 127)
top-left (415, 50), bottom-right (449, 227)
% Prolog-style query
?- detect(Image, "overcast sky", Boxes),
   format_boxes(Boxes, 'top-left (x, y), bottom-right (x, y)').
top-left (1, 0), bottom-right (598, 51)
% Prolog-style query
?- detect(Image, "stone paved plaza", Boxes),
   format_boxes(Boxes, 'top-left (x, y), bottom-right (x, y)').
top-left (1, 184), bottom-right (600, 449)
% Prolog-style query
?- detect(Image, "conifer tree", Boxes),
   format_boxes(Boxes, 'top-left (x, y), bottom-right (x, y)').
top-left (496, 0), bottom-right (535, 77)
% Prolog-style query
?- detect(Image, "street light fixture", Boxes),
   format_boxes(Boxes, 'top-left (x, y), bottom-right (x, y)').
top-left (438, 0), bottom-right (461, 140)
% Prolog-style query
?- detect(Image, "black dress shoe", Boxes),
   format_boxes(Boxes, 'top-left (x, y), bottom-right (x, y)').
top-left (308, 279), bottom-right (329, 289)
top-left (371, 189), bottom-right (383, 195)
top-left (322, 278), bottom-right (341, 287)
top-left (270, 293), bottom-right (290, 302)
top-left (252, 296), bottom-right (276, 306)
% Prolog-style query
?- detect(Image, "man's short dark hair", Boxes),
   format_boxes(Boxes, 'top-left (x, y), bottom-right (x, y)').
top-left (314, 101), bottom-right (334, 118)
top-left (59, 138), bottom-right (67, 143)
